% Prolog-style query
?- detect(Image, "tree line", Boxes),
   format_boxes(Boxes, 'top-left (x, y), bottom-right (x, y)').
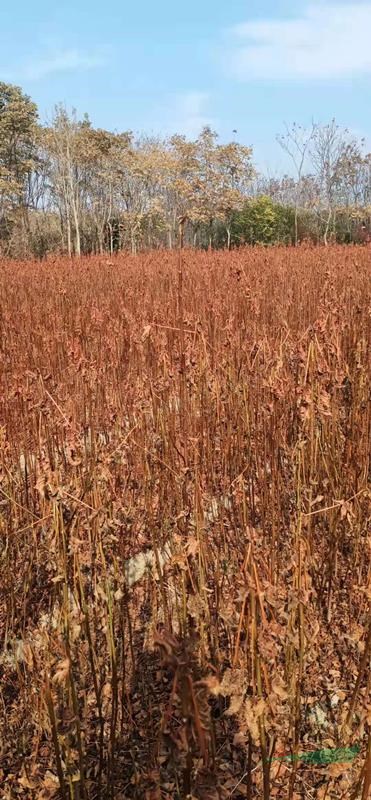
top-left (1, 81), bottom-right (371, 258)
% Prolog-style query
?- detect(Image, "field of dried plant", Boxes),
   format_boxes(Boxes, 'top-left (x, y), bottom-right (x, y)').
top-left (0, 246), bottom-right (370, 800)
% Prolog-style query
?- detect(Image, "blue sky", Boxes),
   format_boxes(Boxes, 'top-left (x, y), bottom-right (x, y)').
top-left (1, 1), bottom-right (371, 172)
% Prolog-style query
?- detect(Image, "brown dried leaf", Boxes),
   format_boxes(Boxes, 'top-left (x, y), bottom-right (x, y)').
top-left (52, 658), bottom-right (70, 686)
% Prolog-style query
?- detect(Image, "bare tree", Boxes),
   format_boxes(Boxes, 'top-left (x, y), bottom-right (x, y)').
top-left (277, 122), bottom-right (316, 245)
top-left (309, 120), bottom-right (362, 245)
top-left (45, 107), bottom-right (84, 257)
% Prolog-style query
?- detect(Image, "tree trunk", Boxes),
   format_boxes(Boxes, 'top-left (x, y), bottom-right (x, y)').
top-left (66, 141), bottom-right (81, 257)
top-left (324, 208), bottom-right (332, 246)
top-left (61, 176), bottom-right (72, 258)
top-left (332, 208), bottom-right (337, 242)
top-left (227, 226), bottom-right (231, 251)
top-left (208, 218), bottom-right (214, 250)
top-left (65, 203), bottom-right (72, 258)
top-left (97, 229), bottom-right (104, 255)
top-left (294, 205), bottom-right (299, 246)
top-left (71, 193), bottom-right (81, 256)
top-left (131, 230), bottom-right (137, 255)
top-left (108, 222), bottom-right (113, 256)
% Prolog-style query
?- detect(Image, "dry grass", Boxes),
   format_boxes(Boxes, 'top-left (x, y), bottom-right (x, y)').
top-left (0, 246), bottom-right (370, 799)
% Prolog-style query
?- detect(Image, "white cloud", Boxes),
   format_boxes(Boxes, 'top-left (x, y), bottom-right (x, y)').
top-left (3, 48), bottom-right (106, 82)
top-left (171, 91), bottom-right (216, 138)
top-left (227, 3), bottom-right (371, 81)
top-left (24, 50), bottom-right (105, 80)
